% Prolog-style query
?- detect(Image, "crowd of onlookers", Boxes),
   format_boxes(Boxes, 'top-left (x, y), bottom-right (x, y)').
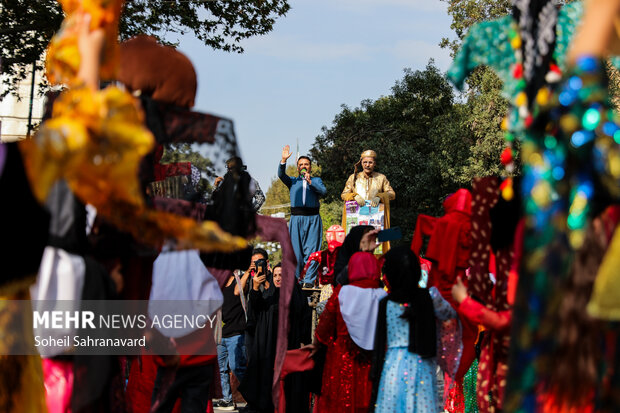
top-left (214, 225), bottom-right (481, 413)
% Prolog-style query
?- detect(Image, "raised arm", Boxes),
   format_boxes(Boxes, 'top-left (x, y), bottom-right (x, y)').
top-left (430, 286), bottom-right (457, 321)
top-left (457, 297), bottom-right (511, 332)
top-left (235, 268), bottom-right (252, 296)
top-left (278, 145), bottom-right (293, 188)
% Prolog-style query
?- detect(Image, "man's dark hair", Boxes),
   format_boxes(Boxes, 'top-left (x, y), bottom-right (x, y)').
top-left (297, 156), bottom-right (311, 164)
top-left (226, 156), bottom-right (247, 171)
top-left (252, 247), bottom-right (269, 260)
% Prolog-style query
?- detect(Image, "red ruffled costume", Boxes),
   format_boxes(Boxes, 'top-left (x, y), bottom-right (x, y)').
top-left (300, 225), bottom-right (345, 285)
top-left (314, 253), bottom-right (380, 413)
top-left (411, 189), bottom-right (476, 411)
top-left (301, 249), bottom-right (339, 285)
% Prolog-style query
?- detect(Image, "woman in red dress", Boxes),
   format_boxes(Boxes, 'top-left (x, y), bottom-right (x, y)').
top-left (312, 251), bottom-right (387, 413)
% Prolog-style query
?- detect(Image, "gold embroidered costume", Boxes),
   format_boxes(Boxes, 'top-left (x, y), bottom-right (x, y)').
top-left (340, 150), bottom-right (395, 251)
top-left (341, 172), bottom-right (395, 206)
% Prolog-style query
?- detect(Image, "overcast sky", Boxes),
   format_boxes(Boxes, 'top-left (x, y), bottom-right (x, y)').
top-left (173, 0), bottom-right (454, 194)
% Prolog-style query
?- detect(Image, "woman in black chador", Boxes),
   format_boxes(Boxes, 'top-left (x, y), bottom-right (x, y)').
top-left (239, 264), bottom-right (311, 413)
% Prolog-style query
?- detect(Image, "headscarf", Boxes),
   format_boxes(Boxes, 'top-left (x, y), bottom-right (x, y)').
top-left (338, 252), bottom-right (386, 350)
top-left (347, 251), bottom-right (382, 287)
top-left (371, 246), bottom-right (437, 408)
top-left (333, 225), bottom-right (374, 286)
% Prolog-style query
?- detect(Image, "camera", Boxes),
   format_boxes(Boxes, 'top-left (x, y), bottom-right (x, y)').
top-left (254, 259), bottom-right (267, 275)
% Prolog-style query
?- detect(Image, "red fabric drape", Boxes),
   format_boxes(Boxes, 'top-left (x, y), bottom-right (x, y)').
top-left (254, 215), bottom-right (297, 412)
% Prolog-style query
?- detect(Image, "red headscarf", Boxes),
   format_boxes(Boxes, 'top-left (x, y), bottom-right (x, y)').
top-left (347, 252), bottom-right (381, 288)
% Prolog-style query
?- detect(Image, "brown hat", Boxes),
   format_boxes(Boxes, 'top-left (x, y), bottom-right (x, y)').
top-left (118, 35), bottom-right (197, 108)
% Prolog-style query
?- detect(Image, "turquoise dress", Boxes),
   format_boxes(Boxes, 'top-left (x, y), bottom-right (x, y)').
top-left (375, 287), bottom-right (457, 413)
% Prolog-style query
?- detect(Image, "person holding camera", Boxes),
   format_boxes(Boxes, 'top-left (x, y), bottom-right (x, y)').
top-left (238, 249), bottom-right (279, 413)
top-left (239, 257), bottom-right (312, 413)
top-left (250, 258), bottom-right (270, 292)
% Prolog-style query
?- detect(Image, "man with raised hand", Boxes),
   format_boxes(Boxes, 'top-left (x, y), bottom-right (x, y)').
top-left (278, 145), bottom-right (326, 287)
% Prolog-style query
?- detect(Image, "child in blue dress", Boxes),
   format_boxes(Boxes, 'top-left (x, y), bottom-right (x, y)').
top-left (371, 246), bottom-right (459, 413)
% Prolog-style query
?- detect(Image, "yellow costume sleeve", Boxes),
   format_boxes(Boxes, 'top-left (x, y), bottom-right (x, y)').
top-left (587, 225), bottom-right (620, 319)
top-left (380, 176), bottom-right (396, 201)
top-left (341, 174), bottom-right (356, 201)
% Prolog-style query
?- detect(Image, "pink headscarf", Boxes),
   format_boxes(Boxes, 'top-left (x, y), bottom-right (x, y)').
top-left (339, 251), bottom-right (387, 350)
top-left (347, 252), bottom-right (381, 287)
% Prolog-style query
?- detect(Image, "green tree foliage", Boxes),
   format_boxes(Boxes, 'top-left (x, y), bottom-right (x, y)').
top-left (439, 0), bottom-right (511, 179)
top-left (439, 0), bottom-right (511, 56)
top-left (260, 164), bottom-right (297, 218)
top-left (311, 61), bottom-right (480, 243)
top-left (0, 0), bottom-right (291, 98)
top-left (460, 68), bottom-right (510, 178)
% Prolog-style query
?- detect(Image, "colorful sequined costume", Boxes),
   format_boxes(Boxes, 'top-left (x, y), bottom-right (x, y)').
top-left (374, 287), bottom-right (458, 413)
top-left (450, 2), bottom-right (619, 412)
top-left (444, 2), bottom-right (620, 411)
top-left (504, 54), bottom-right (620, 412)
top-left (447, 2), bottom-right (584, 149)
top-left (463, 359), bottom-right (480, 413)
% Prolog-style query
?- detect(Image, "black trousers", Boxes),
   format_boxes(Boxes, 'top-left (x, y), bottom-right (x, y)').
top-left (151, 363), bottom-right (214, 413)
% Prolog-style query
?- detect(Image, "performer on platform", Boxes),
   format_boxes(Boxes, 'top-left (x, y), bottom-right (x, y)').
top-left (341, 150), bottom-right (395, 250)
top-left (278, 145), bottom-right (326, 287)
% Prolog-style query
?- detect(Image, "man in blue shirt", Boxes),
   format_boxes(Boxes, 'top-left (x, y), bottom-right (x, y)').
top-left (278, 145), bottom-right (327, 287)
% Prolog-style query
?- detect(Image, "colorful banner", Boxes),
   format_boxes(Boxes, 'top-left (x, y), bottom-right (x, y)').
top-left (344, 200), bottom-right (385, 254)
